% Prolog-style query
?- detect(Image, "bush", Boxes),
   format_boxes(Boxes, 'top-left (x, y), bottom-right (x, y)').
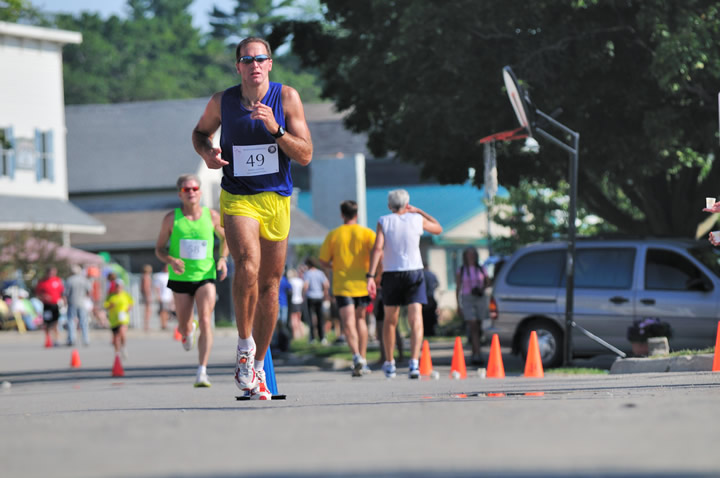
top-left (627, 317), bottom-right (672, 343)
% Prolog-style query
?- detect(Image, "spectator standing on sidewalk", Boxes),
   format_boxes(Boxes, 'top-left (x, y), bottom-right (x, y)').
top-left (286, 268), bottom-right (305, 339)
top-left (456, 247), bottom-right (489, 365)
top-left (140, 264), bottom-right (153, 331)
top-left (318, 200), bottom-right (377, 376)
top-left (303, 258), bottom-right (329, 344)
top-left (153, 264), bottom-right (174, 330)
top-left (367, 189), bottom-right (442, 379)
top-left (64, 264), bottom-right (92, 346)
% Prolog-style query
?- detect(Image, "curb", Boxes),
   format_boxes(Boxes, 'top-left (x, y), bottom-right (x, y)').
top-left (609, 354), bottom-right (714, 374)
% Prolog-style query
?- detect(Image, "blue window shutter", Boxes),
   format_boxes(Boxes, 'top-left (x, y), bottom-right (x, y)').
top-left (6, 127), bottom-right (15, 179)
top-left (46, 130), bottom-right (54, 182)
top-left (35, 129), bottom-right (43, 181)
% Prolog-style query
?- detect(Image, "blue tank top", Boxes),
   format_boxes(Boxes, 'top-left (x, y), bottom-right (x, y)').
top-left (219, 82), bottom-right (292, 196)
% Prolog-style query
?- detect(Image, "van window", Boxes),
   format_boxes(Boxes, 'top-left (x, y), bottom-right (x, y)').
top-left (571, 248), bottom-right (635, 289)
top-left (506, 250), bottom-right (564, 287)
top-left (645, 249), bottom-right (709, 291)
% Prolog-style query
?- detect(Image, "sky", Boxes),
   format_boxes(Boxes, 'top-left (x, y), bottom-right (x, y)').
top-left (35, 0), bottom-right (238, 31)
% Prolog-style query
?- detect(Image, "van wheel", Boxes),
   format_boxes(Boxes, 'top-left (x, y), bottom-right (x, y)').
top-left (520, 322), bottom-right (563, 369)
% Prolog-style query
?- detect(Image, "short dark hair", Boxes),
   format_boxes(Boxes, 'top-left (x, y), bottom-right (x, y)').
top-left (235, 37), bottom-right (272, 63)
top-left (340, 200), bottom-right (358, 219)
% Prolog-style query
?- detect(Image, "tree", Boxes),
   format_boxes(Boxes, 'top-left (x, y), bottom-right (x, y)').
top-left (53, 0), bottom-right (237, 104)
top-left (0, 0), bottom-right (43, 22)
top-left (282, 0), bottom-right (720, 237)
top-left (490, 179), bottom-right (617, 256)
top-left (0, 230), bottom-right (71, 285)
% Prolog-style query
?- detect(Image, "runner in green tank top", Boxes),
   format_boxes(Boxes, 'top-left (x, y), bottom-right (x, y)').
top-left (155, 174), bottom-right (228, 387)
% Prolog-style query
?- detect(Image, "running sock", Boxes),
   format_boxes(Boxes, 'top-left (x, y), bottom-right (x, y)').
top-left (197, 365), bottom-right (207, 375)
top-left (409, 358), bottom-right (419, 370)
top-left (237, 336), bottom-right (255, 352)
top-left (255, 359), bottom-right (265, 372)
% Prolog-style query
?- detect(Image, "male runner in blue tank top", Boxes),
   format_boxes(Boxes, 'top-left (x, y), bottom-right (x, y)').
top-left (192, 37), bottom-right (313, 400)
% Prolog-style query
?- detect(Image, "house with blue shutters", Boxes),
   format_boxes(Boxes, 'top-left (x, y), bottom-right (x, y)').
top-left (0, 21), bottom-right (104, 244)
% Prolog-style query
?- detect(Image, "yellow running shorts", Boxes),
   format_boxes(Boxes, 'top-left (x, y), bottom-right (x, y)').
top-left (219, 189), bottom-right (291, 242)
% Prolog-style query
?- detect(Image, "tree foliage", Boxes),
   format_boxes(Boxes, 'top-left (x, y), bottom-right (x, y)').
top-left (54, 0), bottom-right (237, 104)
top-left (0, 230), bottom-right (71, 285)
top-left (280, 0), bottom-right (720, 237)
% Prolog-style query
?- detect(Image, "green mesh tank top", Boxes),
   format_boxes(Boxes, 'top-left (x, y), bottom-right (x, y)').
top-left (168, 207), bottom-right (216, 282)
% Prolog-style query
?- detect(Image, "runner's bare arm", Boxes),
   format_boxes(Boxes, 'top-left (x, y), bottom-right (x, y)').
top-left (211, 209), bottom-right (228, 281)
top-left (192, 92), bottom-right (228, 169)
top-left (154, 212), bottom-right (185, 275)
top-left (278, 86), bottom-right (312, 165)
top-left (366, 224), bottom-right (385, 297)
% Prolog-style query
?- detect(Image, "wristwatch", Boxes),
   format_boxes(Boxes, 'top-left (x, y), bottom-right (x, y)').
top-left (272, 125), bottom-right (286, 138)
top-left (366, 273), bottom-right (376, 279)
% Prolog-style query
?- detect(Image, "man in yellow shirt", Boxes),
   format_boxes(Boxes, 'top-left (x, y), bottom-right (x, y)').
top-left (319, 200), bottom-right (377, 376)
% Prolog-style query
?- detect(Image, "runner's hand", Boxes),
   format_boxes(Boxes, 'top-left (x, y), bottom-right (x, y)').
top-left (217, 258), bottom-right (228, 281)
top-left (203, 146), bottom-right (228, 169)
top-left (250, 103), bottom-right (278, 134)
top-left (170, 258), bottom-right (185, 275)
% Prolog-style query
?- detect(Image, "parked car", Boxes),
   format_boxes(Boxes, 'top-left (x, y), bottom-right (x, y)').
top-left (489, 237), bottom-right (720, 368)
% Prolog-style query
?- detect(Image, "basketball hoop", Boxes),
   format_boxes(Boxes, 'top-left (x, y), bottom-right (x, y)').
top-left (478, 127), bottom-right (528, 144)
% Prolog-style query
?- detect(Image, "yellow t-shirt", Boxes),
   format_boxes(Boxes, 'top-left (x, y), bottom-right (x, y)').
top-left (319, 223), bottom-right (376, 297)
top-left (104, 291), bottom-right (134, 328)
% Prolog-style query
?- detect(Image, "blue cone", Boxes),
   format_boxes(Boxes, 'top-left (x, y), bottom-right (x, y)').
top-left (264, 346), bottom-right (278, 395)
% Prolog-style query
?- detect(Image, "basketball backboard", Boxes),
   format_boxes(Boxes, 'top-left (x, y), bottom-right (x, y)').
top-left (503, 66), bottom-right (534, 138)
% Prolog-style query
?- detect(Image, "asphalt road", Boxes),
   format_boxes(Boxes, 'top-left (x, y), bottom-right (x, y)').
top-left (1, 329), bottom-right (719, 478)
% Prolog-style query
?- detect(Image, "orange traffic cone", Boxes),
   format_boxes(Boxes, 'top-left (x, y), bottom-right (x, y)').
top-left (524, 330), bottom-right (545, 378)
top-left (173, 327), bottom-right (182, 341)
top-left (486, 334), bottom-right (505, 378)
top-left (712, 320), bottom-right (720, 372)
top-left (70, 349), bottom-right (81, 368)
top-left (111, 354), bottom-right (124, 377)
top-left (419, 339), bottom-right (434, 376)
top-left (449, 336), bottom-right (467, 379)
top-left (44, 333), bottom-right (53, 348)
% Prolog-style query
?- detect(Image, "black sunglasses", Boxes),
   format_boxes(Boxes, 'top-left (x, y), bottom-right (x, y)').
top-left (237, 54), bottom-right (270, 65)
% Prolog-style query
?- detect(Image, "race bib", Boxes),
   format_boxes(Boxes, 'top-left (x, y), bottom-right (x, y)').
top-left (232, 143), bottom-right (280, 177)
top-left (179, 239), bottom-right (208, 260)
top-left (118, 311), bottom-right (129, 322)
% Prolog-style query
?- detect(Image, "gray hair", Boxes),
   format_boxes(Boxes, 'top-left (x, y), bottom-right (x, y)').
top-left (387, 189), bottom-right (409, 212)
top-left (177, 173), bottom-right (200, 189)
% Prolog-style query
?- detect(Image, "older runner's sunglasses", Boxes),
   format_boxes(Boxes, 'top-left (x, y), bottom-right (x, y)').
top-left (238, 54), bottom-right (270, 65)
top-left (180, 186), bottom-right (200, 193)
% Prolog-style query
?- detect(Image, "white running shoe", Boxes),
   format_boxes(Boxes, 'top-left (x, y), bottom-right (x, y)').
top-left (182, 320), bottom-right (197, 352)
top-left (352, 356), bottom-right (364, 377)
top-left (361, 364), bottom-right (372, 375)
top-left (382, 361), bottom-right (397, 378)
top-left (234, 347), bottom-right (258, 391)
top-left (194, 372), bottom-right (211, 388)
top-left (248, 369), bottom-right (272, 400)
top-left (408, 363), bottom-right (420, 379)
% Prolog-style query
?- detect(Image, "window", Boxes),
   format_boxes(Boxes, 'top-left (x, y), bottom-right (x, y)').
top-left (35, 129), bottom-right (54, 182)
top-left (571, 248), bottom-right (635, 289)
top-left (506, 250), bottom-right (564, 287)
top-left (645, 249), bottom-right (709, 291)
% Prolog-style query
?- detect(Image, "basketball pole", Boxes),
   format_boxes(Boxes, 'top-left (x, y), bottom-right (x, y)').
top-left (532, 110), bottom-right (580, 367)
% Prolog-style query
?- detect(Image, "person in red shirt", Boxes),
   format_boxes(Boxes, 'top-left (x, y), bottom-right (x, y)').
top-left (36, 266), bottom-right (64, 346)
